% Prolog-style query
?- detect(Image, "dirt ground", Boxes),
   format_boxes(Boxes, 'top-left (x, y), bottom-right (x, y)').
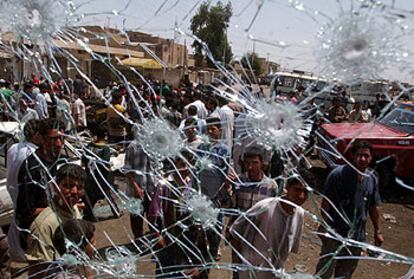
top-left (92, 189), bottom-right (414, 278)
top-left (11, 167), bottom-right (414, 278)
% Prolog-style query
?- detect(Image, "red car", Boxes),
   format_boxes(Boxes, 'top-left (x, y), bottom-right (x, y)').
top-left (318, 103), bottom-right (414, 188)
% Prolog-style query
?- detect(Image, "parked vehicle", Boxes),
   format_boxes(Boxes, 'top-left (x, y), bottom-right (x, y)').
top-left (318, 103), bottom-right (414, 188)
top-left (270, 71), bottom-right (327, 96)
top-left (349, 80), bottom-right (389, 104)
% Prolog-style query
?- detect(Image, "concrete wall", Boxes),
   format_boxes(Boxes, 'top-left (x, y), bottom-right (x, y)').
top-left (144, 68), bottom-right (182, 87)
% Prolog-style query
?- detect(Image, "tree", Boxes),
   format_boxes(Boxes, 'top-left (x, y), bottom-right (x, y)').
top-left (241, 52), bottom-right (264, 76)
top-left (190, 1), bottom-right (233, 67)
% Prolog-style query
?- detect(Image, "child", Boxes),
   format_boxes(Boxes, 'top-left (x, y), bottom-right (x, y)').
top-left (26, 164), bottom-right (87, 262)
top-left (150, 155), bottom-right (207, 278)
top-left (196, 117), bottom-right (230, 261)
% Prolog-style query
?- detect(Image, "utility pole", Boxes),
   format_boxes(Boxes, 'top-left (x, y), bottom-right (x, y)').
top-left (106, 16), bottom-right (111, 28)
top-left (171, 17), bottom-right (178, 69)
top-left (182, 38), bottom-right (187, 78)
top-left (266, 52), bottom-right (270, 74)
top-left (223, 29), bottom-right (227, 65)
top-left (253, 40), bottom-right (256, 54)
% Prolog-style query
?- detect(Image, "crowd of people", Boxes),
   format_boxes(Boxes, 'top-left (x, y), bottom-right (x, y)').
top-left (0, 74), bottom-right (386, 279)
top-left (325, 92), bottom-right (391, 124)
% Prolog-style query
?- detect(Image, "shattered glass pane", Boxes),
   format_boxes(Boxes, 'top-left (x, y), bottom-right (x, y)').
top-left (0, 0), bottom-right (413, 278)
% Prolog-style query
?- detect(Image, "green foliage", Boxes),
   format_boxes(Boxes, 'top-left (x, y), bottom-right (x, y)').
top-left (190, 1), bottom-right (233, 67)
top-left (241, 52), bottom-right (264, 76)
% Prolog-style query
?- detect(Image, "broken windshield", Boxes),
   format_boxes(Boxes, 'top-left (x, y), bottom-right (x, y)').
top-left (380, 104), bottom-right (414, 134)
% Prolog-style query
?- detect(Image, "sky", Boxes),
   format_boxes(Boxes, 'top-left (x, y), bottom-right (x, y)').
top-left (73, 0), bottom-right (414, 83)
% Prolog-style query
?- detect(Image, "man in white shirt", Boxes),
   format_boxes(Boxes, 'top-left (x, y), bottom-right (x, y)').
top-left (18, 98), bottom-right (39, 124)
top-left (219, 103), bottom-right (235, 151)
top-left (183, 99), bottom-right (208, 119)
top-left (230, 177), bottom-right (308, 279)
top-left (32, 87), bottom-right (48, 120)
top-left (179, 105), bottom-right (207, 134)
top-left (206, 96), bottom-right (235, 151)
top-left (56, 93), bottom-right (73, 132)
top-left (6, 119), bottom-right (40, 262)
top-left (72, 93), bottom-right (87, 131)
top-left (183, 117), bottom-right (203, 150)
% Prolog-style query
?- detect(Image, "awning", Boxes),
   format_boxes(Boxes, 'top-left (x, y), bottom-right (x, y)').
top-left (120, 57), bottom-right (163, 69)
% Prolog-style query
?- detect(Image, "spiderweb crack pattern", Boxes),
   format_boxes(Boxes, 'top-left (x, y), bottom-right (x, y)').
top-left (0, 0), bottom-right (413, 278)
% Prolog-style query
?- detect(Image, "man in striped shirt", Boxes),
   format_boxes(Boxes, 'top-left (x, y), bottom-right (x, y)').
top-left (233, 146), bottom-right (278, 212)
top-left (228, 146), bottom-right (279, 278)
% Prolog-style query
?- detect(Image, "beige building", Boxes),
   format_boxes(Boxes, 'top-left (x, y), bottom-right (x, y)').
top-left (0, 26), bottom-right (196, 86)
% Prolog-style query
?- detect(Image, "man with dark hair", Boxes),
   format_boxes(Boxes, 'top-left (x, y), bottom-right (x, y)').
top-left (56, 92), bottom-right (73, 133)
top-left (233, 113), bottom-right (273, 175)
top-left (179, 105), bottom-right (207, 134)
top-left (183, 117), bottom-right (203, 149)
top-left (233, 146), bottom-right (278, 213)
top-left (206, 96), bottom-right (235, 151)
top-left (197, 117), bottom-right (230, 260)
top-left (72, 92), bottom-right (87, 131)
top-left (327, 96), bottom-right (347, 123)
top-left (183, 97), bottom-right (208, 119)
top-left (15, 118), bottom-right (64, 249)
top-left (17, 98), bottom-right (39, 123)
top-left (187, 104), bottom-right (198, 116)
top-left (315, 141), bottom-right (383, 279)
top-left (230, 177), bottom-right (308, 279)
top-left (197, 117), bottom-right (230, 199)
top-left (107, 91), bottom-right (128, 144)
top-left (205, 97), bottom-right (219, 115)
top-left (26, 163), bottom-right (86, 262)
top-left (73, 74), bottom-right (85, 96)
top-left (23, 82), bottom-right (34, 98)
top-left (228, 146), bottom-right (278, 278)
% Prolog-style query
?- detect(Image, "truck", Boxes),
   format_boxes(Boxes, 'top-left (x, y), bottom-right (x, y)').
top-left (318, 103), bottom-right (414, 188)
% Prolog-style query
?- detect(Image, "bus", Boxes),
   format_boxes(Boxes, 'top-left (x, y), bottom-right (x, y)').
top-left (349, 80), bottom-right (390, 103)
top-left (270, 71), bottom-right (327, 96)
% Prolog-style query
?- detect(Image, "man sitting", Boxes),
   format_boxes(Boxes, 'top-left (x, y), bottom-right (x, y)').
top-left (26, 164), bottom-right (86, 263)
